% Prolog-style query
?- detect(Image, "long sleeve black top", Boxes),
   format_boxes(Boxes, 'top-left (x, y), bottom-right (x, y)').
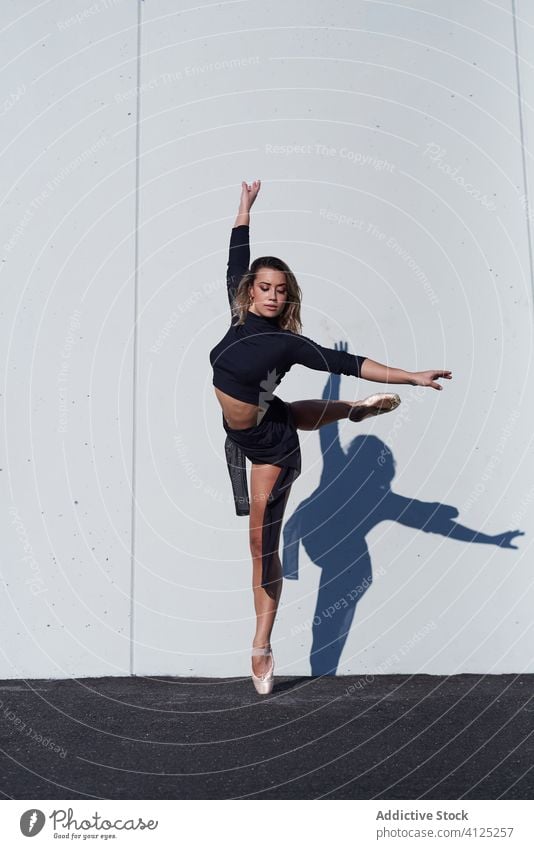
top-left (209, 225), bottom-right (367, 405)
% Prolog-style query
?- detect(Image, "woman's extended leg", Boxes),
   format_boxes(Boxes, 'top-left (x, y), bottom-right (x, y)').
top-left (289, 399), bottom-right (351, 430)
top-left (249, 462), bottom-right (292, 677)
top-left (289, 393), bottom-right (400, 430)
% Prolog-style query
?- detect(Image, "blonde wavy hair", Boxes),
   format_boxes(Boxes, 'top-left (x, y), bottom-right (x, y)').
top-left (231, 255), bottom-right (303, 334)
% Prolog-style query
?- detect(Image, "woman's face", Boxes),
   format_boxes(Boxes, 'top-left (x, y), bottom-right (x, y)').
top-left (249, 266), bottom-right (287, 318)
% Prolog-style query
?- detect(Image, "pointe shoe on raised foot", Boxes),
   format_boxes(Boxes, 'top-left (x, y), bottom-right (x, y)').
top-left (251, 646), bottom-right (274, 695)
top-left (348, 392), bottom-right (401, 423)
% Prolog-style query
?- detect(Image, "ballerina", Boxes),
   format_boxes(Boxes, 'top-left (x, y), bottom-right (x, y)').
top-left (209, 180), bottom-right (451, 693)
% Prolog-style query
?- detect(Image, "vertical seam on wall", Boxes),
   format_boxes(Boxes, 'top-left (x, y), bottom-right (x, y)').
top-left (512, 0), bottom-right (534, 312)
top-left (129, 0), bottom-right (143, 676)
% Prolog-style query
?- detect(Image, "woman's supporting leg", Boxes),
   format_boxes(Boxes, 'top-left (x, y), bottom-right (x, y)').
top-left (249, 462), bottom-right (291, 677)
top-left (289, 394), bottom-right (400, 430)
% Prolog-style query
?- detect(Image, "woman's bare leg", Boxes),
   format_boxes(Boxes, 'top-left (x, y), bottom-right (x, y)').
top-left (249, 462), bottom-right (290, 677)
top-left (289, 399), bottom-right (351, 430)
top-left (289, 394), bottom-right (400, 430)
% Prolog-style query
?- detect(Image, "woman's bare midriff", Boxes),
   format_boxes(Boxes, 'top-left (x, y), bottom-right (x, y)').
top-left (213, 387), bottom-right (261, 429)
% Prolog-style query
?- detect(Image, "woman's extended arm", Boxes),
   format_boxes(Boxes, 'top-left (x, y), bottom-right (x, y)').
top-left (360, 358), bottom-right (452, 390)
top-left (289, 339), bottom-right (451, 391)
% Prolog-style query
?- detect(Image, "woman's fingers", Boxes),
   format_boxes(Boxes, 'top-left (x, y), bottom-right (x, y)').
top-left (427, 369), bottom-right (452, 388)
top-left (416, 370), bottom-right (450, 388)
top-left (239, 179), bottom-right (261, 212)
top-left (240, 179), bottom-right (261, 209)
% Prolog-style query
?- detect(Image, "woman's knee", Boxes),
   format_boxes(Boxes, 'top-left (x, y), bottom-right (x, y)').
top-left (248, 463), bottom-right (289, 559)
top-left (249, 527), bottom-right (263, 560)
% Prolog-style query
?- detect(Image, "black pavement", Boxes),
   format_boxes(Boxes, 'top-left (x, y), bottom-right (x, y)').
top-left (0, 674), bottom-right (532, 799)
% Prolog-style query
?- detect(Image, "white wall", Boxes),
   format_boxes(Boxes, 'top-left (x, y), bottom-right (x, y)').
top-left (1, 0), bottom-right (533, 679)
top-left (0, 0), bottom-right (138, 678)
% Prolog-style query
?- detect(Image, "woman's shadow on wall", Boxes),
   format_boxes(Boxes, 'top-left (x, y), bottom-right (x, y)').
top-left (282, 358), bottom-right (524, 677)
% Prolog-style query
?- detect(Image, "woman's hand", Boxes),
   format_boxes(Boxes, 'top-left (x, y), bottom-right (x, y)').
top-left (239, 179), bottom-right (261, 212)
top-left (410, 369), bottom-right (452, 390)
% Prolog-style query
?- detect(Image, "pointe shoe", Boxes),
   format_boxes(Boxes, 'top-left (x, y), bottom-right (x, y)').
top-left (348, 392), bottom-right (401, 422)
top-left (251, 645), bottom-right (274, 695)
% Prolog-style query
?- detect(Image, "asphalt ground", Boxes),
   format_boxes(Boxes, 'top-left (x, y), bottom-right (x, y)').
top-left (0, 674), bottom-right (532, 799)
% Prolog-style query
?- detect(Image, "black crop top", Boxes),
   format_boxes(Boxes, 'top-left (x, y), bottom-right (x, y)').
top-left (209, 225), bottom-right (368, 405)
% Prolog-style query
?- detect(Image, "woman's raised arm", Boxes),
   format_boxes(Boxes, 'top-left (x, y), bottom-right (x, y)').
top-left (226, 180), bottom-right (261, 311)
